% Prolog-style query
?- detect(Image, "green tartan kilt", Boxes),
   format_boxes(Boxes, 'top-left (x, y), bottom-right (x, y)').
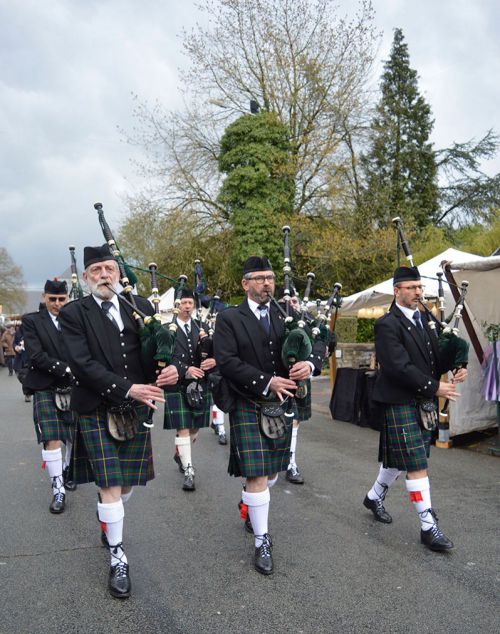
top-left (228, 398), bottom-right (292, 478)
top-left (33, 390), bottom-right (74, 445)
top-left (163, 387), bottom-right (212, 430)
top-left (378, 403), bottom-right (432, 472)
top-left (71, 404), bottom-right (154, 487)
top-left (294, 380), bottom-right (312, 422)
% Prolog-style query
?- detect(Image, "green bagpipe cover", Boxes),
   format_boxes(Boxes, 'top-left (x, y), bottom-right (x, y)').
top-left (437, 331), bottom-right (469, 372)
top-left (281, 325), bottom-right (313, 366)
top-left (139, 318), bottom-right (176, 366)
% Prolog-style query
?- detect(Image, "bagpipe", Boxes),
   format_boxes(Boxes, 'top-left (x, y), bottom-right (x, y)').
top-left (270, 225), bottom-right (343, 406)
top-left (68, 246), bottom-right (84, 300)
top-left (93, 202), bottom-right (178, 387)
top-left (391, 217), bottom-right (470, 419)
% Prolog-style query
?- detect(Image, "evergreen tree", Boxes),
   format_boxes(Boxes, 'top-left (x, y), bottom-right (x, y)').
top-left (361, 28), bottom-right (439, 229)
top-left (218, 111), bottom-right (295, 274)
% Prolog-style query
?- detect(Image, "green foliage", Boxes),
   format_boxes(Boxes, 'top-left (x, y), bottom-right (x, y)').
top-left (0, 247), bottom-right (26, 313)
top-left (356, 318), bottom-right (375, 343)
top-left (218, 112), bottom-right (295, 273)
top-left (453, 216), bottom-right (500, 256)
top-left (360, 28), bottom-right (439, 229)
top-left (336, 317), bottom-right (357, 343)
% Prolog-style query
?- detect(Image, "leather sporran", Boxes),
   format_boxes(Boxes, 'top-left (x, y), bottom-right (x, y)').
top-left (107, 401), bottom-right (139, 441)
top-left (54, 386), bottom-right (72, 412)
top-left (417, 399), bottom-right (438, 431)
top-left (259, 403), bottom-right (293, 440)
top-left (185, 381), bottom-right (205, 410)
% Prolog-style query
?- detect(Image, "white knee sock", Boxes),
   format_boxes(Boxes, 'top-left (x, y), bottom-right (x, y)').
top-left (175, 436), bottom-right (192, 470)
top-left (121, 489), bottom-right (133, 504)
top-left (288, 425), bottom-right (299, 468)
top-left (42, 448), bottom-right (65, 496)
top-left (213, 406), bottom-right (225, 433)
top-left (405, 477), bottom-right (435, 530)
top-left (367, 465), bottom-right (402, 501)
top-left (62, 440), bottom-right (72, 470)
top-left (242, 488), bottom-right (270, 548)
top-left (98, 500), bottom-right (128, 566)
top-left (268, 475), bottom-right (278, 489)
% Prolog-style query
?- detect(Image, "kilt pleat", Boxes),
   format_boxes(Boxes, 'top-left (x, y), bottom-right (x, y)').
top-left (163, 389), bottom-right (212, 430)
top-left (71, 404), bottom-right (154, 487)
top-left (228, 398), bottom-right (292, 478)
top-left (33, 390), bottom-right (74, 444)
top-left (378, 403), bottom-right (431, 472)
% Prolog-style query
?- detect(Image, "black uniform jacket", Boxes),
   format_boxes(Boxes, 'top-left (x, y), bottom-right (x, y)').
top-left (58, 294), bottom-right (155, 413)
top-left (373, 304), bottom-right (445, 405)
top-left (22, 308), bottom-right (70, 391)
top-left (164, 317), bottom-right (213, 392)
top-left (213, 299), bottom-right (325, 399)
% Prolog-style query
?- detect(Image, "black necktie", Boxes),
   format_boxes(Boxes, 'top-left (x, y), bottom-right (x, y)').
top-left (54, 318), bottom-right (61, 332)
top-left (101, 301), bottom-right (120, 331)
top-left (413, 311), bottom-right (424, 338)
top-left (257, 305), bottom-right (271, 335)
top-left (185, 322), bottom-right (191, 336)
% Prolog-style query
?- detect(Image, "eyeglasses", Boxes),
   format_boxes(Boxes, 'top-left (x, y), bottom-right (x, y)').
top-left (46, 296), bottom-right (67, 303)
top-left (246, 274), bottom-right (275, 283)
top-left (397, 285), bottom-right (425, 292)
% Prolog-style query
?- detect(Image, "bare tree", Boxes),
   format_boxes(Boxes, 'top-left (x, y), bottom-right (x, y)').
top-left (0, 248), bottom-right (27, 313)
top-left (125, 0), bottom-right (379, 220)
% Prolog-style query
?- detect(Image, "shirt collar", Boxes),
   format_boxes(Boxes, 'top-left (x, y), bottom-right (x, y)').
top-left (247, 297), bottom-right (270, 316)
top-left (396, 302), bottom-right (419, 322)
top-left (92, 294), bottom-right (120, 311)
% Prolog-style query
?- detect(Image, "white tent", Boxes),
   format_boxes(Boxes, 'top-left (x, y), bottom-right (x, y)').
top-left (341, 248), bottom-right (481, 317)
top-left (148, 287), bottom-right (175, 318)
top-left (340, 248), bottom-right (498, 437)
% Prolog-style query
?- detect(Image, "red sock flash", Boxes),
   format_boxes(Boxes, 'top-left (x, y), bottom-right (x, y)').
top-left (409, 491), bottom-right (423, 503)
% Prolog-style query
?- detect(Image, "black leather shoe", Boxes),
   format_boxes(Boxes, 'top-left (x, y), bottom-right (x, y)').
top-left (182, 466), bottom-right (195, 491)
top-left (63, 466), bottom-right (77, 491)
top-left (218, 432), bottom-right (227, 445)
top-left (254, 534), bottom-right (273, 575)
top-left (108, 562), bottom-right (131, 598)
top-left (286, 465), bottom-right (304, 484)
top-left (363, 495), bottom-right (392, 524)
top-left (49, 492), bottom-right (66, 514)
top-left (420, 510), bottom-right (454, 551)
top-left (174, 452), bottom-right (185, 474)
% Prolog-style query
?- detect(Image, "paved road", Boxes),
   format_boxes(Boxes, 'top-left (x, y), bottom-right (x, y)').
top-left (1, 370), bottom-right (498, 633)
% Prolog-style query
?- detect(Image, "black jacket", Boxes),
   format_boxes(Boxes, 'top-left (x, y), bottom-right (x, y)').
top-left (58, 294), bottom-right (155, 413)
top-left (164, 317), bottom-right (214, 391)
top-left (22, 308), bottom-right (70, 391)
top-left (373, 305), bottom-right (445, 405)
top-left (213, 299), bottom-right (325, 399)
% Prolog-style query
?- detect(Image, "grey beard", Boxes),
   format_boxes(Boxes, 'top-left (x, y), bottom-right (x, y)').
top-left (88, 280), bottom-right (120, 300)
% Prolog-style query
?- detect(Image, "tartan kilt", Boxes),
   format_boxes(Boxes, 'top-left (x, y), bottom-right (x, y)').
top-left (163, 388), bottom-right (212, 430)
top-left (378, 402), bottom-right (432, 472)
top-left (294, 380), bottom-right (312, 422)
top-left (33, 390), bottom-right (74, 445)
top-left (228, 398), bottom-right (292, 478)
top-left (71, 404), bottom-right (154, 488)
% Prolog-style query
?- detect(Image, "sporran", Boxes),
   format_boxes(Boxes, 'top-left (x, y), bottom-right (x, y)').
top-left (54, 386), bottom-right (72, 412)
top-left (417, 399), bottom-right (438, 431)
top-left (259, 402), bottom-right (292, 440)
top-left (107, 401), bottom-right (139, 441)
top-left (185, 381), bottom-right (205, 410)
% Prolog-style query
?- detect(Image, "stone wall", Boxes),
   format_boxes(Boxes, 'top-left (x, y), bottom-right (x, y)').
top-left (335, 343), bottom-right (375, 369)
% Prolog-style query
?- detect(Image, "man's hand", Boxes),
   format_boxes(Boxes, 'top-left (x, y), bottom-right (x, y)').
top-left (186, 366), bottom-right (205, 379)
top-left (128, 384), bottom-right (165, 409)
top-left (436, 382), bottom-right (460, 401)
top-left (289, 361), bottom-right (312, 381)
top-left (451, 368), bottom-right (468, 384)
top-left (200, 358), bottom-right (216, 371)
top-left (156, 365), bottom-right (179, 387)
top-left (269, 376), bottom-right (297, 400)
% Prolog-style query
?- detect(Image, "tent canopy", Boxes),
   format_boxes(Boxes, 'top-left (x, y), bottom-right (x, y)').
top-left (341, 248), bottom-right (483, 317)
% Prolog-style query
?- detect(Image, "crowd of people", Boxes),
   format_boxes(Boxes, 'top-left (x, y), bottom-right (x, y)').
top-left (2, 245), bottom-right (467, 600)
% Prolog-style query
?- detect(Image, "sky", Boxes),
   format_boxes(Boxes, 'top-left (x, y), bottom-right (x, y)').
top-left (1, 0), bottom-right (499, 289)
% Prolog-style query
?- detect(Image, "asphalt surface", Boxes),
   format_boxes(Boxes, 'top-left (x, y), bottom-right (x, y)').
top-left (1, 370), bottom-right (499, 634)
